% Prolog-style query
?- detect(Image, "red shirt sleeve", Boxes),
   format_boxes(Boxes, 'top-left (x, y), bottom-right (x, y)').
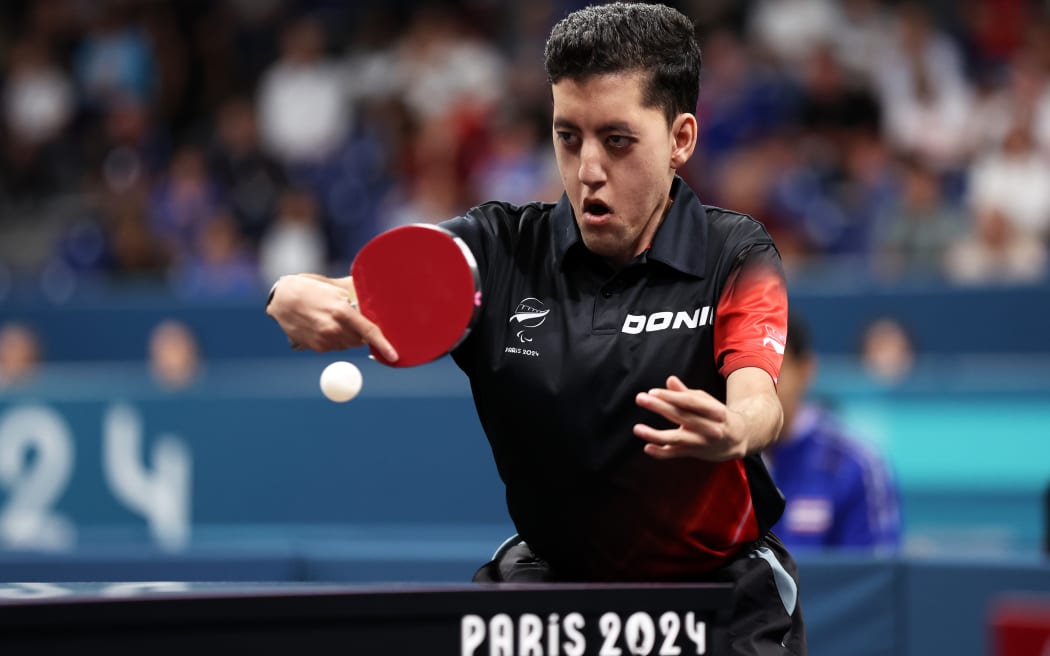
top-left (714, 244), bottom-right (788, 384)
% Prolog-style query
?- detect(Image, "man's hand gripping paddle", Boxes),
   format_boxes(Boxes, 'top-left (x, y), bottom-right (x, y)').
top-left (350, 223), bottom-right (482, 367)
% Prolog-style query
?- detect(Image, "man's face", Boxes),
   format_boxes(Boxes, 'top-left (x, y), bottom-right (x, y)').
top-left (551, 71), bottom-right (691, 267)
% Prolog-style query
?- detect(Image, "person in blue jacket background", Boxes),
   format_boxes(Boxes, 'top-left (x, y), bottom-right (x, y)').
top-left (766, 312), bottom-right (903, 551)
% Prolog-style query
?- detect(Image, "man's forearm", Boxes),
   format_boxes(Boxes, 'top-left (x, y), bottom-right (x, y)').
top-left (726, 367), bottom-right (784, 454)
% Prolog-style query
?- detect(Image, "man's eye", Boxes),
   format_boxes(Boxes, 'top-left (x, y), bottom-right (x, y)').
top-left (607, 135), bottom-right (631, 148)
top-left (556, 132), bottom-right (579, 146)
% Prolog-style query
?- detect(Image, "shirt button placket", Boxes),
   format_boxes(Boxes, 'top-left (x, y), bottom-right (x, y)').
top-left (594, 284), bottom-right (621, 332)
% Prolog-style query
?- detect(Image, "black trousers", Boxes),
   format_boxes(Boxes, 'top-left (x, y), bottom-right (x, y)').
top-left (473, 532), bottom-right (807, 656)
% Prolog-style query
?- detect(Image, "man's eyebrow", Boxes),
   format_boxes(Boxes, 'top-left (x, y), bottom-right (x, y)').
top-left (552, 118), bottom-right (639, 135)
top-left (596, 122), bottom-right (638, 136)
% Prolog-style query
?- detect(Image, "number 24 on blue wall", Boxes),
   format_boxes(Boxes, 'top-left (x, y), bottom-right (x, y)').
top-left (0, 403), bottom-right (191, 552)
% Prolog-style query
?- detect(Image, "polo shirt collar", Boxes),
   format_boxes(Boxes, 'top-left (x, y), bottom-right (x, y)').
top-left (649, 176), bottom-right (708, 277)
top-left (551, 176), bottom-right (708, 277)
top-left (551, 194), bottom-right (579, 266)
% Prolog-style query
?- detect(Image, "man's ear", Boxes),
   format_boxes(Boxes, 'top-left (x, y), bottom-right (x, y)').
top-left (670, 113), bottom-right (698, 169)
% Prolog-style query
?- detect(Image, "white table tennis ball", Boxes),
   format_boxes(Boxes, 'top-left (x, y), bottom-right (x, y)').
top-left (320, 361), bottom-right (363, 402)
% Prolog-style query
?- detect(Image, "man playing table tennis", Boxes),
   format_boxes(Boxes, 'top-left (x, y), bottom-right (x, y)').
top-left (267, 3), bottom-right (804, 653)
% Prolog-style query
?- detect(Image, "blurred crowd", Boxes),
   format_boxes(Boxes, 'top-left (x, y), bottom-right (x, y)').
top-left (1, 0), bottom-right (1049, 301)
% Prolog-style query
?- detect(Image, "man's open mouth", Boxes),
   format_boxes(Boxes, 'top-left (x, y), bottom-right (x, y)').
top-left (584, 200), bottom-right (611, 216)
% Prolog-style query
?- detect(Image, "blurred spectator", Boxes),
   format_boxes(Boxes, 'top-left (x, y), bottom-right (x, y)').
top-left (873, 155), bottom-right (966, 278)
top-left (171, 210), bottom-right (258, 298)
top-left (771, 128), bottom-right (896, 260)
top-left (967, 120), bottom-right (1050, 242)
top-left (795, 42), bottom-right (882, 149)
top-left (944, 206), bottom-right (1049, 285)
top-left (208, 96), bottom-right (287, 244)
top-left (0, 36), bottom-right (78, 202)
top-left (468, 106), bottom-right (557, 207)
top-left (497, 1), bottom-right (557, 119)
top-left (960, 0), bottom-right (1030, 77)
top-left (0, 322), bottom-right (43, 388)
top-left (257, 15), bottom-right (350, 166)
top-left (102, 198), bottom-right (170, 279)
top-left (709, 142), bottom-right (786, 246)
top-left (766, 312), bottom-right (902, 551)
top-left (872, 2), bottom-right (973, 173)
top-left (148, 143), bottom-right (225, 260)
top-left (354, 3), bottom-right (508, 227)
top-left (86, 93), bottom-right (171, 193)
top-left (258, 187), bottom-right (327, 282)
top-left (148, 319), bottom-right (201, 389)
top-left (193, 0), bottom-right (286, 111)
top-left (963, 50), bottom-right (1050, 157)
top-left (748, 0), bottom-right (842, 70)
top-left (73, 1), bottom-right (157, 110)
top-left (392, 3), bottom-right (506, 123)
top-left (378, 113), bottom-right (473, 231)
top-left (254, 12), bottom-right (394, 266)
top-left (944, 112), bottom-right (1050, 285)
top-left (3, 37), bottom-right (75, 147)
top-left (764, 40), bottom-right (892, 262)
top-left (693, 28), bottom-right (797, 170)
top-left (832, 0), bottom-right (893, 81)
top-left (880, 56), bottom-right (973, 173)
top-left (836, 127), bottom-right (899, 256)
top-left (859, 316), bottom-right (916, 384)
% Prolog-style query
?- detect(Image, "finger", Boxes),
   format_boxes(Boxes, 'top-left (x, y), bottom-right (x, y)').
top-left (643, 442), bottom-right (687, 460)
top-left (633, 422), bottom-right (666, 443)
top-left (636, 391), bottom-right (690, 426)
top-left (355, 317), bottom-right (399, 363)
top-left (647, 388), bottom-right (726, 420)
top-left (634, 394), bottom-right (727, 440)
top-left (639, 388), bottom-right (724, 423)
top-left (330, 303), bottom-right (398, 361)
top-left (666, 375), bottom-right (688, 391)
top-left (634, 424), bottom-right (708, 459)
top-left (657, 376), bottom-right (722, 417)
top-left (633, 423), bottom-right (690, 447)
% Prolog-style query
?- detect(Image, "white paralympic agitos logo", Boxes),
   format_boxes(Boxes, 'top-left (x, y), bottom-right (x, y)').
top-left (509, 297), bottom-right (550, 343)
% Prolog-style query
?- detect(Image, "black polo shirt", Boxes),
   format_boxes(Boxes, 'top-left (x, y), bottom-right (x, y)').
top-left (443, 177), bottom-right (788, 581)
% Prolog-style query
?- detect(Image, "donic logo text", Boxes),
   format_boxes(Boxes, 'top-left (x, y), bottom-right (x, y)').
top-left (621, 307), bottom-right (713, 334)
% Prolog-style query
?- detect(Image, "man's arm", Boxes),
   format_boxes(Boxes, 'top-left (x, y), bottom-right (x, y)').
top-left (633, 237), bottom-right (787, 462)
top-left (265, 273), bottom-right (398, 361)
top-left (725, 366), bottom-right (784, 452)
top-left (633, 367), bottom-right (783, 461)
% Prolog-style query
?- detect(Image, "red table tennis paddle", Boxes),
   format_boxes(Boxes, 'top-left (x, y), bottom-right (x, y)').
top-left (350, 223), bottom-right (482, 367)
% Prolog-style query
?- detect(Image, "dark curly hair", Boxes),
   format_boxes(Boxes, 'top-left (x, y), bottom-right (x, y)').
top-left (543, 2), bottom-right (702, 125)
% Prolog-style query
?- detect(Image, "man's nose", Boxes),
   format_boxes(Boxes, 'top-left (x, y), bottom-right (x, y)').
top-left (578, 140), bottom-right (607, 187)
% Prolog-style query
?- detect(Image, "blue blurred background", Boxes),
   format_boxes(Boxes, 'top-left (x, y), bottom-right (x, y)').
top-left (0, 1), bottom-right (1048, 654)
